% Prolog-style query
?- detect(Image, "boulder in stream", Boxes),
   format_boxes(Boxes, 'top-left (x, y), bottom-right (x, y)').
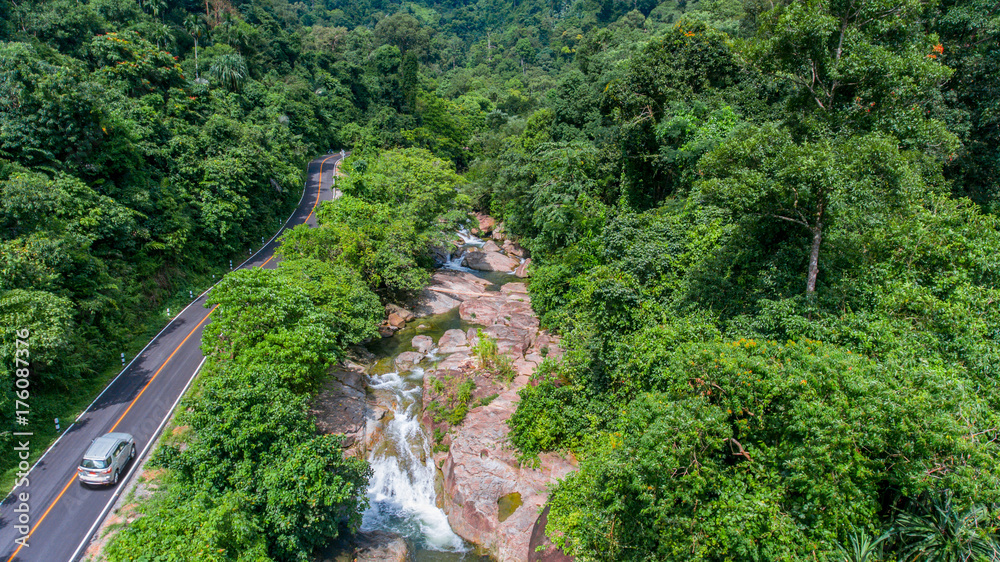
top-left (411, 335), bottom-right (434, 354)
top-left (472, 213), bottom-right (495, 236)
top-left (438, 329), bottom-right (469, 354)
top-left (502, 240), bottom-right (529, 258)
top-left (411, 271), bottom-right (491, 317)
top-left (441, 389), bottom-right (576, 561)
top-left (386, 304), bottom-right (415, 322)
top-left (394, 351), bottom-right (424, 371)
top-left (309, 362), bottom-right (368, 457)
top-left (462, 251), bottom-right (520, 272)
top-left (315, 530), bottom-right (414, 562)
top-left (514, 257), bottom-right (532, 278)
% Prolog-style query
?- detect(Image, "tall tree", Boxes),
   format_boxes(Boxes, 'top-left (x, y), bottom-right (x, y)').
top-left (184, 14), bottom-right (206, 80)
top-left (720, 0), bottom-right (957, 293)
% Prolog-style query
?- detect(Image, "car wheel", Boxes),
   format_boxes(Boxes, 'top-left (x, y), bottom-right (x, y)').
top-left (130, 444), bottom-right (136, 460)
top-left (113, 470), bottom-right (119, 485)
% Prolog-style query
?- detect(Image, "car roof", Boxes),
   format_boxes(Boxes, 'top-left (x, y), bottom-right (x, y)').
top-left (83, 433), bottom-right (132, 459)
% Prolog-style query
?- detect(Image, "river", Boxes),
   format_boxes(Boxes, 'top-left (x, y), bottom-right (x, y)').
top-left (358, 231), bottom-right (512, 560)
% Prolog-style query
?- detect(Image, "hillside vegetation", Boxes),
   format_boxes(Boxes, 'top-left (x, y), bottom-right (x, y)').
top-left (2, 0), bottom-right (999, 560)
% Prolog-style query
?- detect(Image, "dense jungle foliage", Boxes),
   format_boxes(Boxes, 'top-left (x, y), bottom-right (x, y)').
top-left (2, 0), bottom-right (999, 559)
top-left (102, 259), bottom-right (378, 561)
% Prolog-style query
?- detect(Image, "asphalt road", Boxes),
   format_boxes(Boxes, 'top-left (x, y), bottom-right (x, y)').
top-left (0, 153), bottom-right (344, 562)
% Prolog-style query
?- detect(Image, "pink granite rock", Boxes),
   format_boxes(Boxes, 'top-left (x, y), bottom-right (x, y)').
top-left (463, 251), bottom-right (520, 272)
top-left (441, 389), bottom-right (576, 561)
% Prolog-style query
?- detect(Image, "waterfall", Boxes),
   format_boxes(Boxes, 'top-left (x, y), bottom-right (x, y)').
top-left (361, 367), bottom-right (467, 552)
top-left (456, 228), bottom-right (486, 247)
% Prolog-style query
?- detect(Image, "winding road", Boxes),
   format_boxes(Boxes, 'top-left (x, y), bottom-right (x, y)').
top-left (0, 153), bottom-right (345, 562)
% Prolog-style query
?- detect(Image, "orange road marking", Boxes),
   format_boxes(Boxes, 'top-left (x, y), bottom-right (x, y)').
top-left (109, 306), bottom-right (218, 432)
top-left (5, 475), bottom-right (75, 562)
top-left (304, 153), bottom-right (338, 224)
top-left (262, 153), bottom-right (340, 268)
top-left (5, 152), bottom-right (341, 561)
top-left (5, 306), bottom-right (219, 562)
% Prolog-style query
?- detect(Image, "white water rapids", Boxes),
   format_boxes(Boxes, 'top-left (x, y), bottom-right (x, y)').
top-left (361, 366), bottom-right (468, 552)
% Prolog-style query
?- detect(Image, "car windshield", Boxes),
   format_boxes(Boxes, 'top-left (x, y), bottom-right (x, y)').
top-left (81, 458), bottom-right (107, 469)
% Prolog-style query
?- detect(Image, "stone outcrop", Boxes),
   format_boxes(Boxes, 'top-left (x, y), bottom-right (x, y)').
top-left (472, 213), bottom-right (496, 236)
top-left (415, 277), bottom-right (576, 561)
top-left (394, 351), bottom-right (424, 371)
top-left (514, 257), bottom-right (532, 278)
top-left (462, 250), bottom-right (520, 272)
top-left (437, 328), bottom-right (470, 354)
top-left (316, 530), bottom-right (414, 562)
top-left (528, 506), bottom-right (574, 562)
top-left (441, 390), bottom-right (575, 561)
top-left (411, 335), bottom-right (434, 354)
top-left (410, 270), bottom-right (491, 317)
top-left (309, 362), bottom-right (369, 457)
top-left (502, 240), bottom-right (529, 259)
top-left (458, 296), bottom-right (506, 326)
top-left (386, 304), bottom-right (415, 322)
top-left (352, 531), bottom-right (414, 562)
top-left (481, 240), bottom-right (501, 253)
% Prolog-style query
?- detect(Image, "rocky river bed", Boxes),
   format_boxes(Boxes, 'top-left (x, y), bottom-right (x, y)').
top-left (313, 219), bottom-right (574, 562)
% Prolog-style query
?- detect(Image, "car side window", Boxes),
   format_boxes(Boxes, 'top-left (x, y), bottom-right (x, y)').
top-left (114, 442), bottom-right (125, 456)
top-left (105, 457), bottom-right (112, 467)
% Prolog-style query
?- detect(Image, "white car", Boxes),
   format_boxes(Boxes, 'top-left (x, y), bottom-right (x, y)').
top-left (77, 432), bottom-right (135, 486)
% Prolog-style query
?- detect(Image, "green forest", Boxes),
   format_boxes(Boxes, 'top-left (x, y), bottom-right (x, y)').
top-left (2, 0), bottom-right (999, 560)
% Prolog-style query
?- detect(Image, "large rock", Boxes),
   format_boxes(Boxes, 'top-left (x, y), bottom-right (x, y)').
top-left (481, 240), bottom-right (501, 253)
top-left (502, 313), bottom-right (540, 333)
top-left (489, 324), bottom-right (534, 351)
top-left (387, 312), bottom-right (407, 329)
top-left (473, 213), bottom-right (496, 236)
top-left (411, 335), bottom-right (434, 354)
top-left (411, 271), bottom-right (492, 317)
top-left (512, 356), bottom-right (539, 377)
top-left (462, 251), bottom-right (520, 272)
top-left (502, 240), bottom-right (529, 259)
top-left (497, 299), bottom-right (533, 319)
top-left (385, 304), bottom-right (415, 322)
top-left (353, 531), bottom-right (414, 562)
top-left (441, 389), bottom-right (576, 561)
top-left (394, 351), bottom-right (425, 371)
top-left (459, 297), bottom-right (505, 326)
top-left (438, 329), bottom-right (469, 354)
top-left (315, 530), bottom-right (415, 562)
top-left (437, 351), bottom-right (474, 372)
top-left (528, 506), bottom-right (574, 562)
top-left (310, 363), bottom-right (368, 455)
top-left (500, 282), bottom-right (529, 296)
top-left (514, 258), bottom-right (532, 278)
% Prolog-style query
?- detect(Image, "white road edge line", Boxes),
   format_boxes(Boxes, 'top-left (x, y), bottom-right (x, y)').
top-left (68, 154), bottom-right (342, 561)
top-left (1, 155), bottom-right (340, 504)
top-left (67, 355), bottom-right (208, 562)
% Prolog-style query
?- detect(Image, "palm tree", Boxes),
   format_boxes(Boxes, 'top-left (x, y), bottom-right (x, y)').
top-left (147, 0), bottom-right (167, 21)
top-left (184, 14), bottom-right (206, 81)
top-left (147, 21), bottom-right (173, 50)
top-left (894, 491), bottom-right (1000, 561)
top-left (209, 53), bottom-right (248, 91)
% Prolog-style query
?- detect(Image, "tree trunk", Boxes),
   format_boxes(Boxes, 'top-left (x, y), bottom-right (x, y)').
top-left (806, 224), bottom-right (822, 294)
